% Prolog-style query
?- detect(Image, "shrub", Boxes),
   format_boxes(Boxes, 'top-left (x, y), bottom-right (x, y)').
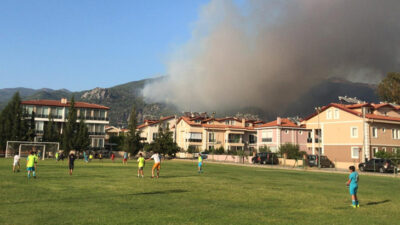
top-left (278, 143), bottom-right (304, 159)
top-left (258, 145), bottom-right (271, 153)
top-left (187, 145), bottom-right (199, 154)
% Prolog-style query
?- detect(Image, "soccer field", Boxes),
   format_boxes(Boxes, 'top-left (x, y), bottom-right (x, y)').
top-left (0, 158), bottom-right (399, 225)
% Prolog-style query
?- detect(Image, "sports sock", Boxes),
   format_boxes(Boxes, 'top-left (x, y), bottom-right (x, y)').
top-left (356, 200), bottom-right (359, 205)
top-left (352, 200), bottom-right (356, 206)
top-left (28, 173), bottom-right (30, 178)
top-left (33, 171), bottom-right (36, 177)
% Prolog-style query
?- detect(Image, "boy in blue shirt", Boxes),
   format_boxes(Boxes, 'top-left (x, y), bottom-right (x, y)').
top-left (346, 166), bottom-right (359, 208)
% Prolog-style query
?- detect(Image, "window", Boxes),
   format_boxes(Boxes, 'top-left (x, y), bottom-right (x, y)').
top-left (351, 147), bottom-right (360, 159)
top-left (372, 127), bottom-right (378, 138)
top-left (285, 130), bottom-right (289, 134)
top-left (152, 133), bottom-right (158, 140)
top-left (334, 109), bottom-right (340, 119)
top-left (382, 147), bottom-right (386, 152)
top-left (35, 121), bottom-right (44, 131)
top-left (249, 134), bottom-right (257, 144)
top-left (262, 131), bottom-right (273, 142)
top-left (208, 132), bottom-right (215, 142)
top-left (188, 132), bottom-right (202, 142)
top-left (299, 131), bottom-right (303, 135)
top-left (393, 129), bottom-right (400, 139)
top-left (382, 128), bottom-right (386, 133)
top-left (372, 147), bottom-right (378, 157)
top-left (326, 110), bottom-right (332, 119)
top-left (351, 127), bottom-right (358, 138)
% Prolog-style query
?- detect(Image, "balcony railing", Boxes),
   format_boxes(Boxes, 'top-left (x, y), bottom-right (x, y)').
top-left (81, 116), bottom-right (109, 121)
top-left (187, 139), bottom-right (202, 143)
top-left (262, 138), bottom-right (272, 142)
top-left (228, 139), bottom-right (242, 143)
top-left (208, 139), bottom-right (216, 143)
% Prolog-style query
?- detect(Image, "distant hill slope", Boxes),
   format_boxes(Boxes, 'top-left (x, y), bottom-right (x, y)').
top-left (0, 77), bottom-right (380, 126)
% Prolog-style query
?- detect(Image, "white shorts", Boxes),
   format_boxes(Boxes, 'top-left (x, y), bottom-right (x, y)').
top-left (13, 161), bottom-right (19, 166)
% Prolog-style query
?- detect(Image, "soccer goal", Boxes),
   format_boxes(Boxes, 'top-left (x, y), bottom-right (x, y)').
top-left (5, 141), bottom-right (60, 160)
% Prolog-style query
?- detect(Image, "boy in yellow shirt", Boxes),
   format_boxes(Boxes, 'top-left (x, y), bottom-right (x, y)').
top-left (137, 153), bottom-right (145, 178)
top-left (26, 151), bottom-right (36, 179)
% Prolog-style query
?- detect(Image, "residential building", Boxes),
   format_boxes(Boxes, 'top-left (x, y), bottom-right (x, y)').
top-left (303, 102), bottom-right (400, 165)
top-left (175, 116), bottom-right (261, 152)
top-left (255, 117), bottom-right (309, 153)
top-left (21, 98), bottom-right (110, 149)
top-left (137, 116), bottom-right (177, 143)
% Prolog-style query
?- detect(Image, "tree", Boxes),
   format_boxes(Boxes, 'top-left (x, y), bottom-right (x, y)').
top-left (123, 106), bottom-right (143, 156)
top-left (74, 119), bottom-right (90, 153)
top-left (377, 72), bottom-right (400, 104)
top-left (43, 113), bottom-right (60, 142)
top-left (150, 125), bottom-right (179, 157)
top-left (258, 145), bottom-right (271, 153)
top-left (0, 92), bottom-right (30, 149)
top-left (278, 143), bottom-right (305, 159)
top-left (62, 96), bottom-right (78, 154)
top-left (25, 112), bottom-right (36, 141)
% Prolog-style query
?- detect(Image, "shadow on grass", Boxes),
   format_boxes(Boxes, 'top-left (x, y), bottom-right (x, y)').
top-left (1, 189), bottom-right (188, 205)
top-left (365, 200), bottom-right (390, 205)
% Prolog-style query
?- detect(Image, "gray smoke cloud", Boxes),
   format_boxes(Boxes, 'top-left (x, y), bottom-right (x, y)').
top-left (143, 0), bottom-right (400, 112)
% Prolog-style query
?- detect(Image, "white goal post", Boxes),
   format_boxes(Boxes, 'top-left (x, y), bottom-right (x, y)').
top-left (5, 141), bottom-right (60, 160)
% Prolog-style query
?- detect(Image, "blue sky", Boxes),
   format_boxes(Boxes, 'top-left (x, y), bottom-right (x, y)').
top-left (0, 0), bottom-right (209, 91)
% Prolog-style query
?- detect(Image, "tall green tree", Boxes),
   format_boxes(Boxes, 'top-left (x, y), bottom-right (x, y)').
top-left (25, 112), bottom-right (36, 141)
top-left (377, 72), bottom-right (400, 104)
top-left (62, 96), bottom-right (77, 154)
top-left (0, 92), bottom-right (29, 149)
top-left (151, 124), bottom-right (179, 157)
top-left (43, 113), bottom-right (59, 142)
top-left (74, 119), bottom-right (90, 153)
top-left (123, 106), bottom-right (142, 155)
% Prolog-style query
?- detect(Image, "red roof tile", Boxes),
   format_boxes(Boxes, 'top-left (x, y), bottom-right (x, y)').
top-left (256, 118), bottom-right (299, 128)
top-left (21, 99), bottom-right (109, 110)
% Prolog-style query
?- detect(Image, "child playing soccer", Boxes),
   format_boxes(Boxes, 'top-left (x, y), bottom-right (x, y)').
top-left (137, 153), bottom-right (145, 178)
top-left (123, 152), bottom-right (128, 165)
top-left (198, 154), bottom-right (203, 173)
top-left (13, 153), bottom-right (20, 173)
top-left (346, 166), bottom-right (359, 208)
top-left (68, 152), bottom-right (76, 175)
top-left (26, 151), bottom-right (36, 179)
top-left (147, 152), bottom-right (161, 178)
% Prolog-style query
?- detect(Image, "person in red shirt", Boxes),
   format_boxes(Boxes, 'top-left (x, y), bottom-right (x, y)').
top-left (111, 153), bottom-right (115, 163)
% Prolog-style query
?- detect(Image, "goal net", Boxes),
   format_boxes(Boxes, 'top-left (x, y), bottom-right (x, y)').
top-left (5, 141), bottom-right (60, 160)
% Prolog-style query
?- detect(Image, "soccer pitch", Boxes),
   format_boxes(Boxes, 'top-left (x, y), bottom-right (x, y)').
top-left (0, 159), bottom-right (399, 225)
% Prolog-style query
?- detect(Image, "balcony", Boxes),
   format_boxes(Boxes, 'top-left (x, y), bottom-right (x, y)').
top-left (228, 139), bottom-right (242, 144)
top-left (82, 116), bottom-right (109, 121)
top-left (187, 139), bottom-right (202, 143)
top-left (89, 132), bottom-right (106, 136)
top-left (208, 139), bottom-right (216, 143)
top-left (262, 138), bottom-right (272, 143)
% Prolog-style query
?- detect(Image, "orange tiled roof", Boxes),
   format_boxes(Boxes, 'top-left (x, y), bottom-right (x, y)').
top-left (202, 123), bottom-right (255, 130)
top-left (21, 99), bottom-right (109, 110)
top-left (255, 118), bottom-right (299, 128)
top-left (137, 116), bottom-right (176, 129)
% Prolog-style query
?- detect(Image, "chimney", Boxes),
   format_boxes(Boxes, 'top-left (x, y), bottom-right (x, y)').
top-left (242, 118), bottom-right (246, 127)
top-left (61, 98), bottom-right (67, 104)
top-left (277, 117), bottom-right (282, 126)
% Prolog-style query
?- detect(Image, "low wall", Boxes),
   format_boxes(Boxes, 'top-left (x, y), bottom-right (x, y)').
top-left (176, 152), bottom-right (251, 163)
top-left (278, 158), bottom-right (304, 167)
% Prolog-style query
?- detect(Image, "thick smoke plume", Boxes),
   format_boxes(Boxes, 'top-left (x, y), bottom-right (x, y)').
top-left (143, 0), bottom-right (400, 113)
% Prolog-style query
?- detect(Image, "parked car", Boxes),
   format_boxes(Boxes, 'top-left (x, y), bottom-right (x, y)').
top-left (252, 152), bottom-right (279, 165)
top-left (358, 158), bottom-right (397, 173)
top-left (307, 155), bottom-right (335, 168)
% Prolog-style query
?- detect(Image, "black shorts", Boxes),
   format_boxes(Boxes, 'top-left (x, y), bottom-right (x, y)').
top-left (69, 164), bottom-right (74, 170)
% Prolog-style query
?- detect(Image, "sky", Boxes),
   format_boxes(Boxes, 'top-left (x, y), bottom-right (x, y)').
top-left (0, 0), bottom-right (209, 91)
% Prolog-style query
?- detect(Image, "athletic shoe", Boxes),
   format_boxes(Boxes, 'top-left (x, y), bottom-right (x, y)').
top-left (352, 205), bottom-right (356, 208)
top-left (357, 204), bottom-right (360, 208)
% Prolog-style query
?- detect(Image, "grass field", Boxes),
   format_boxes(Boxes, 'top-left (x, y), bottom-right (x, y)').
top-left (0, 158), bottom-right (399, 225)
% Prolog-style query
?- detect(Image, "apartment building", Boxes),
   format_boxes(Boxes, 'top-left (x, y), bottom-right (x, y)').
top-left (255, 117), bottom-right (309, 152)
top-left (175, 116), bottom-right (261, 152)
top-left (303, 103), bottom-right (400, 164)
top-left (137, 116), bottom-right (177, 143)
top-left (21, 98), bottom-right (110, 149)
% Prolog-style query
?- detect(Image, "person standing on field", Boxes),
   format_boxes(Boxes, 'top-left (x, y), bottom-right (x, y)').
top-left (56, 152), bottom-right (59, 161)
top-left (111, 153), bottom-right (115, 163)
top-left (13, 154), bottom-right (20, 173)
top-left (68, 153), bottom-right (76, 175)
top-left (26, 151), bottom-right (36, 179)
top-left (346, 166), bottom-right (360, 208)
top-left (147, 152), bottom-right (161, 178)
top-left (198, 154), bottom-right (203, 173)
top-left (123, 152), bottom-right (128, 165)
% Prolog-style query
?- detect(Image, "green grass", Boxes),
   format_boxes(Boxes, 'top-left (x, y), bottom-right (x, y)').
top-left (0, 158), bottom-right (399, 225)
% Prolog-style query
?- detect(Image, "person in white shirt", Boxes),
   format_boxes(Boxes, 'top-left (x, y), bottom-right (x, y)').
top-left (13, 154), bottom-right (21, 173)
top-left (147, 152), bottom-right (161, 178)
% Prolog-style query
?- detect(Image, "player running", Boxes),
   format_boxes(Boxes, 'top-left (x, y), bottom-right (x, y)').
top-left (13, 153), bottom-right (20, 173)
top-left (346, 166), bottom-right (359, 208)
top-left (198, 153), bottom-right (203, 173)
top-left (26, 151), bottom-right (36, 179)
top-left (137, 153), bottom-right (145, 178)
top-left (68, 153), bottom-right (76, 175)
top-left (147, 152), bottom-right (161, 178)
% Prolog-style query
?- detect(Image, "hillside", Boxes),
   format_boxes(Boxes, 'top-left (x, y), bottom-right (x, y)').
top-left (0, 77), bottom-right (380, 126)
